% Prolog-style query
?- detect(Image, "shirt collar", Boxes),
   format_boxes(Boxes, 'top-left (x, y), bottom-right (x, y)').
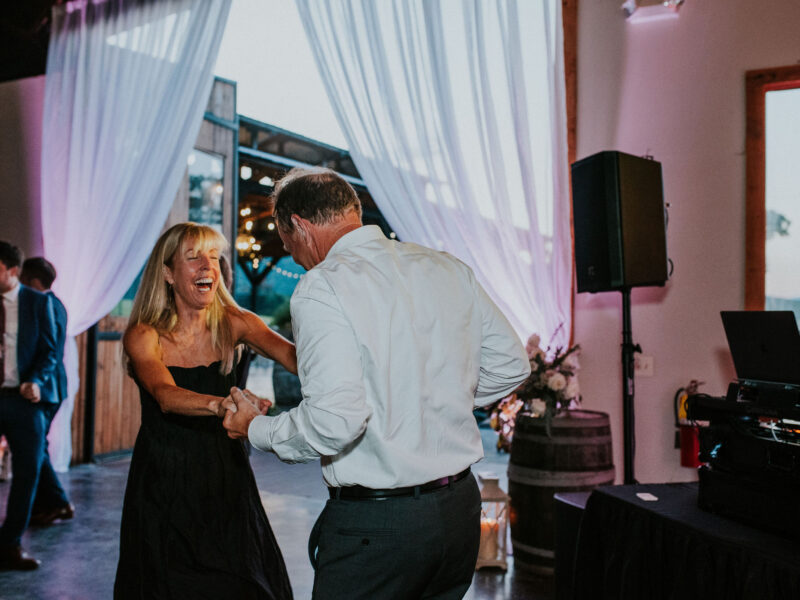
top-left (2, 282), bottom-right (20, 303)
top-left (325, 225), bottom-right (387, 261)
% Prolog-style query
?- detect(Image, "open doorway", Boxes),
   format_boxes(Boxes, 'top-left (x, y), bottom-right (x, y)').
top-left (764, 88), bottom-right (800, 320)
top-left (745, 65), bottom-right (800, 321)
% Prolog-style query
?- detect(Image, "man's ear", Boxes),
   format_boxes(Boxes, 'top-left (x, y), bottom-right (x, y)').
top-left (292, 215), bottom-right (308, 239)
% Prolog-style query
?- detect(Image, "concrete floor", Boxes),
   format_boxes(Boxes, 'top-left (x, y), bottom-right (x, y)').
top-left (0, 426), bottom-right (554, 599)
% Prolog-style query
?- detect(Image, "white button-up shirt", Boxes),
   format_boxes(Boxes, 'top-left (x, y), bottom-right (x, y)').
top-left (249, 225), bottom-right (531, 488)
top-left (2, 283), bottom-right (20, 387)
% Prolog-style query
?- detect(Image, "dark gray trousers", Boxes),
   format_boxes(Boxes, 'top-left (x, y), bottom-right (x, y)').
top-left (309, 472), bottom-right (481, 600)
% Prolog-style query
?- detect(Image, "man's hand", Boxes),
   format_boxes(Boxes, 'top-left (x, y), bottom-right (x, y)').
top-left (20, 382), bottom-right (40, 403)
top-left (222, 387), bottom-right (271, 439)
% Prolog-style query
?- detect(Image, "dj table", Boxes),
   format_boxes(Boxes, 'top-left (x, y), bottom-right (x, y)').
top-left (571, 482), bottom-right (800, 599)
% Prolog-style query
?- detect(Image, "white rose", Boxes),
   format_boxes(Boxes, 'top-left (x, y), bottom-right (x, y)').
top-left (526, 334), bottom-right (542, 358)
top-left (530, 398), bottom-right (547, 416)
top-left (531, 348), bottom-right (546, 363)
top-left (547, 372), bottom-right (567, 392)
top-left (565, 378), bottom-right (580, 399)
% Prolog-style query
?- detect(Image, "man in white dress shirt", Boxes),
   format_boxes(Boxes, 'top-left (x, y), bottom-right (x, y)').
top-left (223, 167), bottom-right (530, 599)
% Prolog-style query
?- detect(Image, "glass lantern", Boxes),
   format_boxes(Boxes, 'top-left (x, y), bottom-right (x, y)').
top-left (475, 472), bottom-right (509, 571)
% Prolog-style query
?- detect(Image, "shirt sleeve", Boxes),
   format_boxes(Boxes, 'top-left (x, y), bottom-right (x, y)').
top-left (248, 273), bottom-right (372, 463)
top-left (472, 275), bottom-right (532, 408)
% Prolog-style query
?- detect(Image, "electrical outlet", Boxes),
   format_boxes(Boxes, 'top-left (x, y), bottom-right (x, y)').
top-left (634, 354), bottom-right (654, 377)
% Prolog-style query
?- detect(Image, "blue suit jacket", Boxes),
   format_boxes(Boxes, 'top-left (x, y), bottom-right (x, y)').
top-left (45, 291), bottom-right (68, 404)
top-left (16, 284), bottom-right (59, 405)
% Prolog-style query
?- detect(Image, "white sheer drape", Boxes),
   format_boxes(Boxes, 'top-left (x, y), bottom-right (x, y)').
top-left (296, 0), bottom-right (571, 347)
top-left (41, 0), bottom-right (232, 470)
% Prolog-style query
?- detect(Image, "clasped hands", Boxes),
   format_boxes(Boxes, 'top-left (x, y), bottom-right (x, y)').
top-left (220, 387), bottom-right (271, 439)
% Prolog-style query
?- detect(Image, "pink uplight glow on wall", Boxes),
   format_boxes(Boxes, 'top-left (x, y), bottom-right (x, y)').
top-left (0, 76), bottom-right (46, 255)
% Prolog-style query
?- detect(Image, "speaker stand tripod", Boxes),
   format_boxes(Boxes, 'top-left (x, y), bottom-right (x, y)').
top-left (620, 287), bottom-right (641, 484)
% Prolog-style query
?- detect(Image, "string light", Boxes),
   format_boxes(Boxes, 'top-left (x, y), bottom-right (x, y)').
top-left (273, 267), bottom-right (303, 280)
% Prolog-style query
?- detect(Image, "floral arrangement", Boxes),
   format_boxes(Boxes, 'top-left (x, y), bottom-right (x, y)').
top-left (490, 328), bottom-right (581, 451)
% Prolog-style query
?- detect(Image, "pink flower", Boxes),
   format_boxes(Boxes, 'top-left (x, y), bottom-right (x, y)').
top-left (565, 378), bottom-right (580, 399)
top-left (525, 333), bottom-right (542, 358)
top-left (547, 372), bottom-right (567, 392)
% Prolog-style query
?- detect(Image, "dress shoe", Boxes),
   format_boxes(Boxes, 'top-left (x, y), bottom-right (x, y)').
top-left (29, 502), bottom-right (75, 526)
top-left (0, 545), bottom-right (40, 571)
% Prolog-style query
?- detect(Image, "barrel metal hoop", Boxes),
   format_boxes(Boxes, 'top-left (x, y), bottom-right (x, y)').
top-left (511, 539), bottom-right (555, 559)
top-left (508, 464), bottom-right (616, 487)
top-left (513, 434), bottom-right (612, 445)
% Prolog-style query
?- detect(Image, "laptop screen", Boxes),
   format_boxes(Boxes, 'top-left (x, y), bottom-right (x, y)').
top-left (720, 311), bottom-right (800, 385)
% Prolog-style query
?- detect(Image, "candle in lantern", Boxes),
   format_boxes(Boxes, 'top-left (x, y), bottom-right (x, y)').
top-left (478, 517), bottom-right (499, 561)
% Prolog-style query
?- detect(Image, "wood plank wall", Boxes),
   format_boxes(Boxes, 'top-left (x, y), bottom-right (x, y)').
top-left (70, 317), bottom-right (140, 463)
top-left (95, 317), bottom-right (141, 457)
top-left (70, 331), bottom-right (87, 464)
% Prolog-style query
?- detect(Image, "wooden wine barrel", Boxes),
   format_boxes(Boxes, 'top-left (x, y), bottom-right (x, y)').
top-left (508, 410), bottom-right (615, 575)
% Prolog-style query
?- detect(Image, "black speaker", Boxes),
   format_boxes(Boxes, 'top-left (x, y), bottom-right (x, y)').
top-left (571, 151), bottom-right (668, 293)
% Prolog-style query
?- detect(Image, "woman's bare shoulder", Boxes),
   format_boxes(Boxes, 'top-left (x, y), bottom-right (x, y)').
top-left (226, 304), bottom-right (257, 331)
top-left (123, 323), bottom-right (161, 356)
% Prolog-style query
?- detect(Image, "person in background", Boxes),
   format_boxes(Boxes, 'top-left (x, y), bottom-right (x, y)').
top-left (19, 257), bottom-right (74, 527)
top-left (115, 223), bottom-right (295, 599)
top-left (0, 436), bottom-right (9, 481)
top-left (223, 167), bottom-right (531, 599)
top-left (0, 241), bottom-right (58, 571)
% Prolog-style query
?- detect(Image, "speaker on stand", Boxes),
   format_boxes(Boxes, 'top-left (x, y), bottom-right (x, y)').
top-left (571, 150), bottom-right (669, 484)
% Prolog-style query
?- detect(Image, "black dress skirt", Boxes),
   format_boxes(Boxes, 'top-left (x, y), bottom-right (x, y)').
top-left (114, 361), bottom-right (293, 599)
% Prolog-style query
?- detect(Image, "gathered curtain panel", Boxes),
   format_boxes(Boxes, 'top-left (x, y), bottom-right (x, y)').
top-left (40, 0), bottom-right (232, 470)
top-left (296, 0), bottom-right (572, 347)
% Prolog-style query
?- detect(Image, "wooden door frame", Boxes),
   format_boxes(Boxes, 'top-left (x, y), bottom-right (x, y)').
top-left (563, 0), bottom-right (578, 342)
top-left (744, 65), bottom-right (800, 309)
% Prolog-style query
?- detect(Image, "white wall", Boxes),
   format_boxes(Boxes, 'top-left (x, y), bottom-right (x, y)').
top-left (0, 75), bottom-right (46, 257)
top-left (574, 0), bottom-right (800, 483)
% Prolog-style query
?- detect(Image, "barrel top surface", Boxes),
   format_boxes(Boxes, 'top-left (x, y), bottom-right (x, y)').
top-left (517, 409), bottom-right (610, 428)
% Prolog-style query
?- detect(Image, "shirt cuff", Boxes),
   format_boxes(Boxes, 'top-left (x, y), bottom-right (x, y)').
top-left (248, 415), bottom-right (272, 452)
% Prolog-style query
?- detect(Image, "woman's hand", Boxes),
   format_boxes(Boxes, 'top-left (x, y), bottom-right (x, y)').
top-left (222, 387), bottom-right (271, 439)
top-left (211, 395), bottom-right (237, 419)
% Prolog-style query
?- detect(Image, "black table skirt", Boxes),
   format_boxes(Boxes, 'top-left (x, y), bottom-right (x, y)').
top-left (572, 482), bottom-right (800, 600)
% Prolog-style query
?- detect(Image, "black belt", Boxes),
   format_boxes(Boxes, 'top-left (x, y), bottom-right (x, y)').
top-left (329, 468), bottom-right (471, 500)
top-left (0, 387), bottom-right (20, 396)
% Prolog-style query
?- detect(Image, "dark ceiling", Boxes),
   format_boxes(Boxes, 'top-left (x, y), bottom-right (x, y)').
top-left (0, 1), bottom-right (62, 83)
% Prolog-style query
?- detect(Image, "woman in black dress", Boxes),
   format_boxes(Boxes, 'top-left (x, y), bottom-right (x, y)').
top-left (114, 223), bottom-right (295, 599)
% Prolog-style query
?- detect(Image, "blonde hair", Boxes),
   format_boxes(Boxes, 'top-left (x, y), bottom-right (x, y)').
top-left (128, 222), bottom-right (238, 373)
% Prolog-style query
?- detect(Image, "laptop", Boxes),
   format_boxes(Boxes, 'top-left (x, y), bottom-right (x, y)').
top-left (720, 311), bottom-right (800, 386)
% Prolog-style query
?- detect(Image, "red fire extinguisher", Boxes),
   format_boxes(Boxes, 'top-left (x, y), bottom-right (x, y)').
top-left (674, 380), bottom-right (704, 468)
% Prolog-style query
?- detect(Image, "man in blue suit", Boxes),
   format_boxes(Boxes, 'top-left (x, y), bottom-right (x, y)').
top-left (0, 241), bottom-right (58, 570)
top-left (20, 257), bottom-right (74, 527)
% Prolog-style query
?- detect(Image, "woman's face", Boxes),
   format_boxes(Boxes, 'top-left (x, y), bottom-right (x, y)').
top-left (163, 237), bottom-right (221, 310)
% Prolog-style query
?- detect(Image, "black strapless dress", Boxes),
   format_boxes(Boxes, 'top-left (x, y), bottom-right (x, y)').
top-left (114, 361), bottom-right (293, 599)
